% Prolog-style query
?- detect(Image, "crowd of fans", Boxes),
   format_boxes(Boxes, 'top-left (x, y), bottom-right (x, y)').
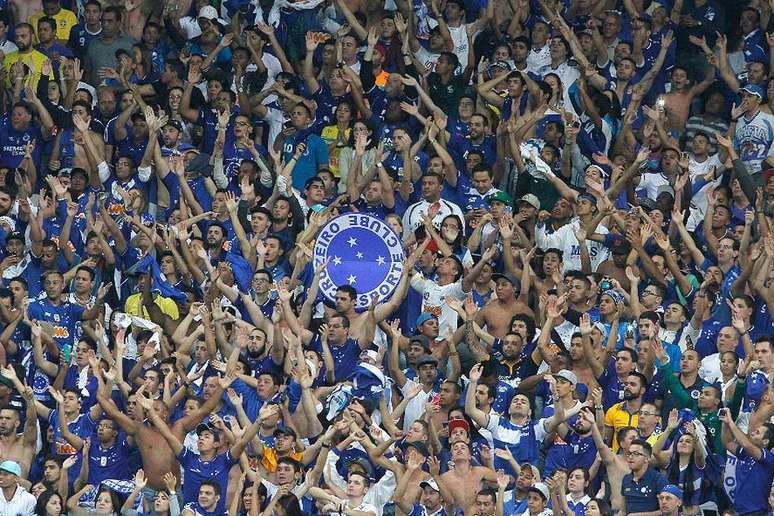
top-left (0, 0), bottom-right (772, 515)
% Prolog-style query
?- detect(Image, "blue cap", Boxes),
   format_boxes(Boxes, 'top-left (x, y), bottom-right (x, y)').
top-left (416, 312), bottom-right (438, 328)
top-left (741, 84), bottom-right (765, 99)
top-left (177, 143), bottom-right (199, 153)
top-left (660, 484), bottom-right (683, 499)
top-left (0, 460), bottom-right (21, 476)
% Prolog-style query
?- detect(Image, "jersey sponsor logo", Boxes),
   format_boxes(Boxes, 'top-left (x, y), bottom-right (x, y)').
top-left (314, 213), bottom-right (404, 311)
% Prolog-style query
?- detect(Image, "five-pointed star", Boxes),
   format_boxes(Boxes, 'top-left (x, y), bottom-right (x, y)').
top-left (332, 256), bottom-right (342, 266)
top-left (347, 237), bottom-right (357, 247)
top-left (347, 274), bottom-right (357, 284)
top-left (376, 256), bottom-right (386, 266)
top-left (356, 252), bottom-right (364, 259)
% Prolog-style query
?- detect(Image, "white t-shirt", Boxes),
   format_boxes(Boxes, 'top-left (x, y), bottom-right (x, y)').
top-left (409, 274), bottom-right (466, 334)
top-left (686, 154), bottom-right (723, 231)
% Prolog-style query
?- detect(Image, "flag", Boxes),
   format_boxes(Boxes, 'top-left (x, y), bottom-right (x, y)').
top-left (225, 252), bottom-right (253, 293)
top-left (349, 362), bottom-right (386, 401)
top-left (126, 255), bottom-right (187, 304)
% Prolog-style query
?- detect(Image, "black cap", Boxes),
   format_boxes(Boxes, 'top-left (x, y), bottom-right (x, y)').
top-left (195, 422), bottom-right (220, 439)
top-left (415, 354), bottom-right (438, 367)
top-left (406, 440), bottom-right (430, 456)
top-left (274, 427), bottom-right (297, 439)
top-left (491, 272), bottom-right (520, 287)
top-left (164, 118), bottom-right (183, 132)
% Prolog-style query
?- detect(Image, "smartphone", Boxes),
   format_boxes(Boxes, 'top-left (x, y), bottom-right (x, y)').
top-left (63, 343), bottom-right (72, 363)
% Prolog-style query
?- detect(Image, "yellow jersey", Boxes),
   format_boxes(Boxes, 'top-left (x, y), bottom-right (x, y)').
top-left (29, 8), bottom-right (78, 42)
top-left (124, 293), bottom-right (180, 321)
top-left (3, 49), bottom-right (53, 89)
top-left (604, 401), bottom-right (639, 452)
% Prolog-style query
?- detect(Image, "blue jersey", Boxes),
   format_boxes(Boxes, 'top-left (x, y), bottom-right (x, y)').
top-left (28, 298), bottom-right (85, 350)
top-left (87, 433), bottom-right (132, 484)
top-left (48, 410), bottom-right (95, 482)
top-left (725, 446), bottom-right (774, 514)
top-left (310, 335), bottom-right (362, 383)
top-left (0, 114), bottom-right (43, 168)
top-left (178, 448), bottom-right (238, 513)
top-left (485, 414), bottom-right (547, 475)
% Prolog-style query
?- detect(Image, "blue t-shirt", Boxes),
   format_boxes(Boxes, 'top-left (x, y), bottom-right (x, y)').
top-left (622, 467), bottom-right (668, 513)
top-left (310, 335), bottom-right (362, 383)
top-left (726, 447), bottom-right (774, 514)
top-left (28, 298), bottom-right (85, 350)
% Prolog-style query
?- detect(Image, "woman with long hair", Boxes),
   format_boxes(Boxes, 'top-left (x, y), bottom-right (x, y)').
top-left (121, 470), bottom-right (180, 516)
top-left (653, 413), bottom-right (710, 515)
top-left (338, 119), bottom-right (377, 194)
top-left (321, 100), bottom-right (355, 179)
top-left (35, 489), bottom-right (65, 516)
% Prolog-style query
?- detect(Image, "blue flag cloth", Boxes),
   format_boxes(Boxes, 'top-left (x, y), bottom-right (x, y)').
top-left (225, 252), bottom-right (253, 293)
top-left (349, 362), bottom-right (386, 401)
top-left (126, 254), bottom-right (187, 304)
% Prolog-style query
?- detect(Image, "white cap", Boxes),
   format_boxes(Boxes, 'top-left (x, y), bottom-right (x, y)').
top-left (198, 5), bottom-right (219, 20)
top-left (529, 482), bottom-right (550, 500)
top-left (420, 478), bottom-right (440, 492)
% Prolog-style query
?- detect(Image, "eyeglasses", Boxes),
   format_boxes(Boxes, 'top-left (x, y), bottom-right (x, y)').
top-left (639, 411), bottom-right (658, 416)
top-left (626, 451), bottom-right (645, 457)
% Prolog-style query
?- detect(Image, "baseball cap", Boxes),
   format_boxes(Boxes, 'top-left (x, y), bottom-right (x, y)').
top-left (198, 5), bottom-right (220, 20)
top-left (491, 272), bottom-right (520, 288)
top-left (487, 191), bottom-right (513, 206)
top-left (177, 143), bottom-right (199, 153)
top-left (274, 427), bottom-right (297, 439)
top-left (406, 440), bottom-right (429, 456)
top-left (741, 84), bottom-right (765, 99)
top-left (415, 354), bottom-right (439, 368)
top-left (164, 118), bottom-right (183, 132)
top-left (0, 460), bottom-right (21, 476)
top-left (420, 478), bottom-right (440, 492)
top-left (661, 484), bottom-right (683, 499)
top-left (130, 111), bottom-right (146, 123)
top-left (528, 482), bottom-right (550, 500)
top-left (346, 456), bottom-right (373, 478)
top-left (416, 312), bottom-right (438, 328)
top-left (517, 193), bottom-right (540, 210)
top-left (448, 418), bottom-right (470, 435)
top-left (554, 369), bottom-right (578, 386)
top-left (657, 185), bottom-right (675, 198)
top-left (195, 422), bottom-right (220, 439)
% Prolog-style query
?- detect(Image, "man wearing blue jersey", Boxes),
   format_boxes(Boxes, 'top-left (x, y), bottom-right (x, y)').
top-left (28, 270), bottom-right (110, 351)
top-left (142, 395), bottom-right (274, 513)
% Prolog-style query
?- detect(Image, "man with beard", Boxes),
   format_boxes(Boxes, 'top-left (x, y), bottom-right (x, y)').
top-left (268, 196), bottom-right (304, 246)
top-left (0, 385), bottom-right (37, 479)
top-left (2, 24), bottom-right (51, 89)
top-left (604, 372), bottom-right (648, 451)
top-left (543, 404), bottom-right (599, 478)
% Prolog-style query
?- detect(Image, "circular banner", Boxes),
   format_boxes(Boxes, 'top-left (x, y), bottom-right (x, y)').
top-left (313, 213), bottom-right (405, 311)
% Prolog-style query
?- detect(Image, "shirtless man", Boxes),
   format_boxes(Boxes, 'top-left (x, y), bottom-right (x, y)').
top-left (441, 440), bottom-right (498, 513)
top-left (581, 409), bottom-right (632, 512)
top-left (96, 370), bottom-right (233, 490)
top-left (475, 271), bottom-right (534, 339)
top-left (661, 65), bottom-right (716, 133)
top-left (0, 378), bottom-right (37, 479)
top-left (326, 265), bottom-right (410, 342)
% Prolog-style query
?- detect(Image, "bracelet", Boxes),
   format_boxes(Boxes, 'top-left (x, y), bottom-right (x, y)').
top-left (449, 352), bottom-right (459, 357)
top-left (376, 161), bottom-right (383, 168)
top-left (595, 405), bottom-right (603, 411)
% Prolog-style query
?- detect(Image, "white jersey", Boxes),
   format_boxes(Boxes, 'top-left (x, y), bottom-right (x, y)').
top-left (686, 154), bottom-right (723, 230)
top-left (734, 110), bottom-right (774, 175)
top-left (535, 218), bottom-right (610, 272)
top-left (409, 274), bottom-right (466, 334)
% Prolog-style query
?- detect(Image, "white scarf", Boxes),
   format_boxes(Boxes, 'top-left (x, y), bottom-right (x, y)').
top-left (268, 0), bottom-right (326, 28)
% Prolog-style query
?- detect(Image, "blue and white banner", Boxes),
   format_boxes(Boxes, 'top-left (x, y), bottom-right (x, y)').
top-left (313, 213), bottom-right (404, 311)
